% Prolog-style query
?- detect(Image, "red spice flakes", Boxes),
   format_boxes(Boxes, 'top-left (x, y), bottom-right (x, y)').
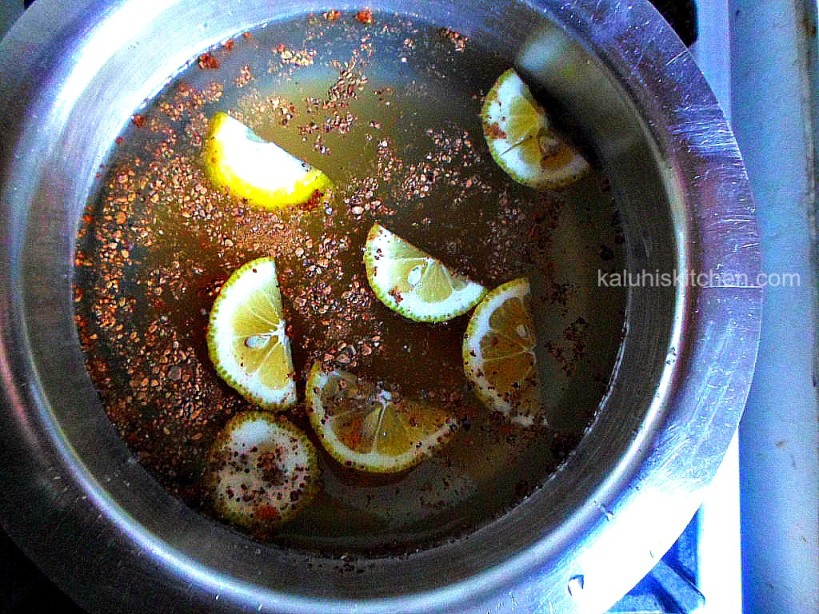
top-left (301, 190), bottom-right (325, 211)
top-left (355, 9), bottom-right (374, 25)
top-left (544, 316), bottom-right (589, 377)
top-left (131, 114), bottom-right (146, 128)
top-left (272, 43), bottom-right (317, 67)
top-left (485, 122), bottom-right (506, 140)
top-left (235, 65), bottom-right (254, 88)
top-left (440, 27), bottom-right (468, 52)
top-left (324, 9), bottom-right (341, 21)
top-left (222, 39), bottom-right (235, 51)
top-left (197, 53), bottom-right (220, 70)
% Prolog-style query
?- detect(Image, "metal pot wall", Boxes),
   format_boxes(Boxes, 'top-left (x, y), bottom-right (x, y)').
top-left (0, 0), bottom-right (761, 612)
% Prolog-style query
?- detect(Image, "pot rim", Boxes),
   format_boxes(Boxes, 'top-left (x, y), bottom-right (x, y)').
top-left (0, 0), bottom-right (761, 612)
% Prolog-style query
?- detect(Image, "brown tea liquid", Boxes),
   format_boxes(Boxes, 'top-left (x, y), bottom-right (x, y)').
top-left (73, 11), bottom-right (626, 554)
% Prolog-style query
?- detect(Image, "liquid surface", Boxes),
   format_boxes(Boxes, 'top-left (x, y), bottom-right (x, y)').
top-left (74, 12), bottom-right (626, 554)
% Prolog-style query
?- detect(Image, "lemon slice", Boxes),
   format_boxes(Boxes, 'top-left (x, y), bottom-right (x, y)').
top-left (363, 223), bottom-right (487, 323)
top-left (306, 362), bottom-right (456, 473)
top-left (203, 111), bottom-right (332, 210)
top-left (208, 412), bottom-right (319, 530)
top-left (207, 257), bottom-right (296, 409)
top-left (463, 278), bottom-right (543, 426)
top-left (482, 68), bottom-right (589, 189)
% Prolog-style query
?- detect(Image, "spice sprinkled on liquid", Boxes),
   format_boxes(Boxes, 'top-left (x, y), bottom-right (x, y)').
top-left (74, 12), bottom-right (626, 555)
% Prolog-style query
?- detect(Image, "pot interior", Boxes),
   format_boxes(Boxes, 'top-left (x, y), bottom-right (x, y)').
top-left (11, 0), bottom-right (682, 608)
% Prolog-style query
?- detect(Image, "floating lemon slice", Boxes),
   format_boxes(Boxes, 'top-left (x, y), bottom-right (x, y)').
top-left (463, 278), bottom-right (544, 426)
top-left (363, 223), bottom-right (487, 323)
top-left (482, 68), bottom-right (589, 189)
top-left (207, 257), bottom-right (296, 409)
top-left (203, 111), bottom-right (332, 210)
top-left (208, 412), bottom-right (319, 530)
top-left (306, 362), bottom-right (456, 473)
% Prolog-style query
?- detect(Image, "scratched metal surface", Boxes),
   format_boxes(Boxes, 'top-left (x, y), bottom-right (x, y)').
top-left (0, 0), bottom-right (761, 612)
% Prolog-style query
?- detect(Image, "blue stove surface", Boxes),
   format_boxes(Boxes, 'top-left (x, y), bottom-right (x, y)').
top-left (611, 515), bottom-right (705, 613)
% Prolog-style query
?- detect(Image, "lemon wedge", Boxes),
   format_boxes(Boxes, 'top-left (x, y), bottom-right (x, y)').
top-left (306, 362), bottom-right (456, 473)
top-left (363, 223), bottom-right (486, 323)
top-left (203, 111), bottom-right (332, 210)
top-left (482, 68), bottom-right (589, 189)
top-left (463, 277), bottom-right (544, 426)
top-left (207, 257), bottom-right (296, 409)
top-left (208, 412), bottom-right (319, 530)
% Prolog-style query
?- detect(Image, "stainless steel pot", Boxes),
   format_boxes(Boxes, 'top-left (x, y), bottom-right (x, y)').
top-left (0, 0), bottom-right (761, 612)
